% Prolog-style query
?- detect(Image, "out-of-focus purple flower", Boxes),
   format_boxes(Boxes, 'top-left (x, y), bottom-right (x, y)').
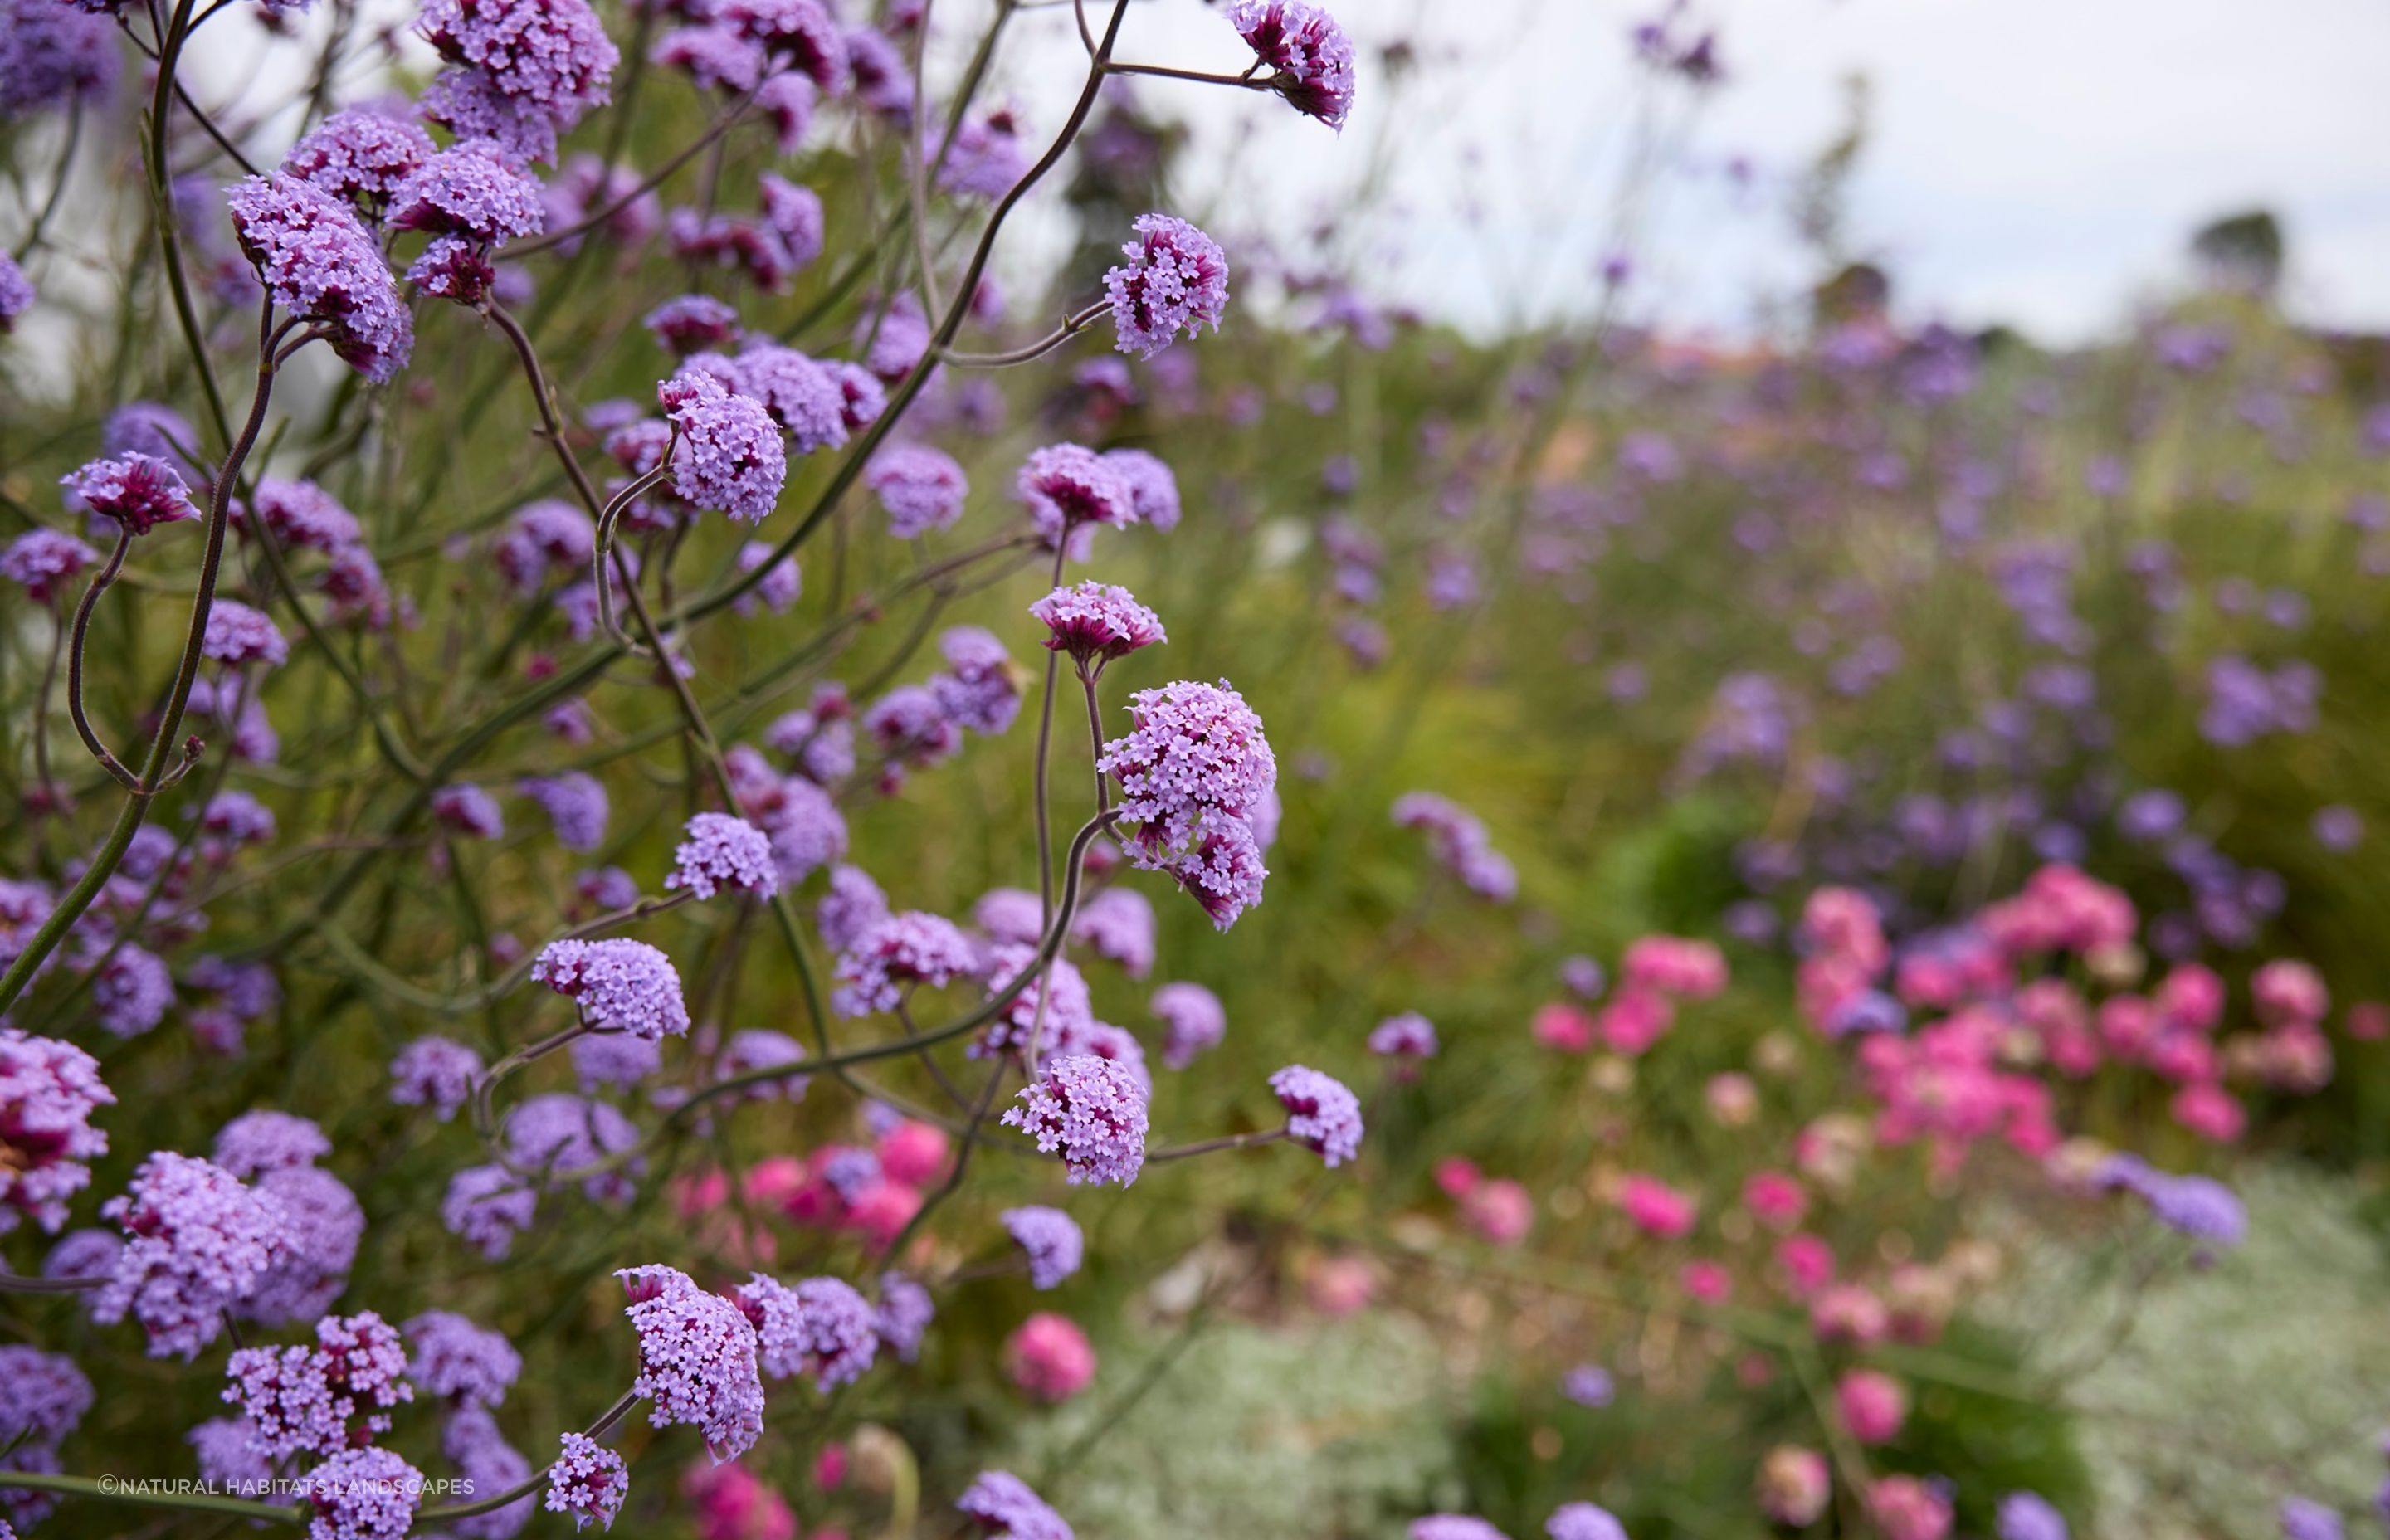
top-left (1002, 1206), bottom-right (1084, 1289)
top-left (1004, 1054), bottom-right (1149, 1187)
top-left (532, 938), bottom-right (691, 1040)
top-left (432, 784), bottom-right (505, 840)
top-left (406, 1310), bottom-right (521, 1407)
top-left (2, 529), bottom-right (100, 602)
top-left (1997, 1492), bottom-right (2069, 1540)
top-left (417, 0), bottom-right (617, 161)
top-left (1017, 443), bottom-right (1138, 548)
top-left (0, 0), bottom-right (119, 117)
top-left (391, 1037), bottom-right (482, 1120)
top-left (237, 1163), bottom-right (363, 1325)
top-left (519, 772), bottom-right (609, 851)
top-left (503, 1094), bottom-right (642, 1201)
top-left (2312, 805), bottom-right (2363, 851)
top-left (93, 943), bottom-right (173, 1037)
top-left (1368, 1011), bottom-right (1437, 1060)
top-left (1562, 1363), bottom-right (1614, 1406)
top-left (833, 911), bottom-right (979, 1016)
top-left (226, 174), bottom-right (411, 381)
top-left (96, 1153), bottom-right (290, 1359)
top-left (817, 865), bottom-right (890, 953)
top-left (867, 444), bottom-right (969, 538)
top-left (1102, 448), bottom-right (1180, 531)
top-left (734, 539), bottom-right (802, 614)
top-left (1546, 1504), bottom-right (1627, 1540)
top-left (957, 1470), bottom-right (1073, 1540)
top-left (644, 294), bottom-right (742, 354)
top-left (545, 1431), bottom-right (627, 1530)
top-left (1152, 982), bottom-right (1225, 1070)
top-left (876, 1270), bottom-right (934, 1362)
top-left (202, 600), bottom-right (289, 670)
top-left (2279, 1499), bottom-right (2343, 1540)
top-left (0, 1028), bottom-right (114, 1235)
top-left (941, 104), bottom-right (1029, 199)
top-left (736, 1273), bottom-right (878, 1390)
top-left (1412, 1518), bottom-right (1510, 1540)
top-left (1228, 1), bottom-right (1356, 129)
top-left (1105, 214), bottom-right (1228, 358)
top-left (734, 342), bottom-right (846, 452)
top-left (1270, 1064), bottom-right (1363, 1166)
top-left (1072, 887), bottom-right (1155, 977)
top-left (930, 626), bottom-right (1021, 735)
top-left (442, 1165), bottom-right (538, 1260)
top-left (617, 1264), bottom-right (764, 1462)
top-left (212, 1110), bottom-right (329, 1179)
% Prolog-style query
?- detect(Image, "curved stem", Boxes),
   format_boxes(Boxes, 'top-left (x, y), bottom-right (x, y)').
top-left (65, 529), bottom-right (139, 789)
top-left (1079, 670), bottom-right (1109, 814)
top-left (941, 300), bottom-right (1110, 367)
top-left (416, 1389), bottom-right (641, 1523)
top-left (1105, 60), bottom-right (1270, 90)
top-left (1145, 1128), bottom-right (1287, 1163)
top-left (0, 1472), bottom-right (298, 1525)
top-left (509, 87), bottom-right (763, 259)
top-left (0, 1269), bottom-right (106, 1294)
top-left (11, 105), bottom-right (83, 262)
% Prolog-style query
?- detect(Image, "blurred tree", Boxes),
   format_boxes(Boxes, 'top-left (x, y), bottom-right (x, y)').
top-left (2192, 208), bottom-right (2286, 296)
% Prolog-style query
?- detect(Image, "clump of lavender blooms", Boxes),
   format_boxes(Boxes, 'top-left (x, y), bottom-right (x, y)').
top-left (1270, 1064), bottom-right (1364, 1167)
top-left (1002, 1206), bottom-right (1085, 1289)
top-left (95, 1152), bottom-right (290, 1359)
top-left (1105, 214), bottom-right (1229, 358)
top-left (617, 1264), bottom-right (765, 1462)
top-left (1004, 1054), bottom-right (1150, 1187)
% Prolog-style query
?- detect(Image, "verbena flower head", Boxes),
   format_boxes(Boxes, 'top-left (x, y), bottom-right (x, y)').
top-left (1270, 1065), bottom-right (1363, 1166)
top-left (2, 529), bottom-right (100, 603)
top-left (1002, 1053), bottom-right (1149, 1187)
top-left (667, 812), bottom-right (780, 900)
top-left (503, 1094), bottom-right (642, 1201)
top-left (645, 293), bottom-right (742, 354)
top-left (95, 1153), bottom-right (288, 1358)
top-left (93, 943), bottom-right (174, 1038)
top-left (224, 1309), bottom-right (414, 1460)
top-left (546, 1432), bottom-right (628, 1530)
top-left (212, 1110), bottom-right (330, 1178)
top-left (1997, 1492), bottom-right (2069, 1540)
top-left (238, 1165), bottom-right (363, 1326)
top-left (1412, 1519), bottom-right (1510, 1540)
top-left (1228, 1), bottom-right (1357, 129)
top-left (299, 1445), bottom-right (422, 1540)
top-left (1100, 680), bottom-right (1276, 927)
top-left (283, 109), bottom-right (434, 219)
top-left (202, 599), bottom-right (290, 669)
top-left (973, 943), bottom-right (1094, 1060)
top-left (866, 443), bottom-right (968, 538)
top-left (390, 1036), bottom-right (482, 1120)
top-left (817, 865), bottom-right (890, 953)
top-left (1002, 1206), bottom-right (1084, 1289)
top-left (61, 452), bottom-right (200, 535)
top-left (1368, 1011), bottom-right (1438, 1060)
top-left (441, 1165), bottom-right (538, 1260)
top-left (1546, 1504), bottom-right (1627, 1540)
top-left (431, 784), bottom-right (505, 840)
top-left (1073, 886), bottom-right (1156, 977)
top-left (389, 140), bottom-right (546, 266)
top-left (931, 626), bottom-right (1022, 735)
top-left (958, 1470), bottom-right (1074, 1540)
top-left (0, 1027), bottom-right (115, 1234)
top-left (2280, 1498), bottom-right (2344, 1540)
top-left (1152, 982), bottom-right (1227, 1070)
top-left (873, 1270), bottom-right (935, 1362)
top-left (660, 368), bottom-right (788, 523)
top-left (1105, 214), bottom-right (1228, 358)
top-left (0, 0), bottom-right (118, 117)
top-left (404, 1310), bottom-right (521, 1409)
top-left (617, 1264), bottom-right (765, 1461)
top-left (737, 1273), bottom-right (878, 1390)
top-left (532, 938), bottom-right (692, 1040)
top-left (1030, 582), bottom-right (1166, 670)
top-left (519, 772), bottom-right (610, 850)
top-left (225, 173), bottom-right (412, 382)
top-left (734, 342), bottom-right (847, 453)
top-left (832, 910), bottom-right (979, 1016)
top-left (1104, 447), bottom-right (1180, 530)
top-left (417, 0), bottom-right (618, 155)
top-left (1017, 443), bottom-right (1137, 547)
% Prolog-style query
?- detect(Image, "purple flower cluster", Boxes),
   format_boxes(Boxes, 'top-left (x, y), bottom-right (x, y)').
top-left (737, 1272), bottom-right (879, 1390)
top-left (866, 443), bottom-right (969, 538)
top-left (546, 1431), bottom-right (628, 1530)
top-left (2095, 1155), bottom-right (2246, 1247)
top-left (202, 599), bottom-right (290, 670)
top-left (1017, 443), bottom-right (1138, 549)
top-left (1030, 582), bottom-right (1167, 672)
top-left (405, 1310), bottom-right (521, 1407)
top-left (390, 140), bottom-right (548, 301)
top-left (930, 626), bottom-right (1022, 736)
top-left (1002, 1206), bottom-right (1084, 1289)
top-left (95, 1152), bottom-right (290, 1358)
top-left (1003, 1053), bottom-right (1149, 1187)
top-left (432, 784), bottom-right (506, 840)
top-left (390, 1036), bottom-right (484, 1120)
top-left (958, 1470), bottom-right (1074, 1540)
top-left (617, 1264), bottom-right (766, 1461)
top-left (0, 1028), bottom-right (114, 1234)
top-left (646, 293), bottom-right (742, 354)
top-left (1, 529), bottom-right (100, 602)
top-left (299, 1445), bottom-right (422, 1540)
top-left (1392, 791), bottom-right (1517, 901)
top-left (283, 110), bottom-right (435, 220)
top-left (1545, 1506), bottom-right (1627, 1540)
top-left (875, 1270), bottom-right (935, 1361)
top-left (417, 0), bottom-right (620, 164)
top-left (1368, 1011), bottom-right (1438, 1060)
top-left (2201, 655), bottom-right (2319, 748)
top-left (0, 0), bottom-right (117, 117)
top-left (1073, 887), bottom-right (1155, 977)
top-left (832, 910), bottom-right (980, 1015)
top-left (225, 174), bottom-right (412, 382)
top-left (1099, 680), bottom-right (1277, 928)
top-left (504, 1094), bottom-right (641, 1201)
top-left (532, 938), bottom-right (691, 1039)
top-left (1152, 982), bottom-right (1226, 1070)
top-left (1228, 1), bottom-right (1357, 129)
top-left (660, 368), bottom-right (788, 522)
top-left (224, 1310), bottom-right (414, 1460)
top-left (1270, 1064), bottom-right (1363, 1167)
top-left (213, 1110), bottom-right (332, 1177)
top-left (519, 772), bottom-right (610, 850)
top-left (666, 811), bottom-right (780, 899)
top-left (441, 1165), bottom-right (539, 1260)
top-left (1105, 214), bottom-right (1229, 358)
top-left (61, 452), bottom-right (200, 535)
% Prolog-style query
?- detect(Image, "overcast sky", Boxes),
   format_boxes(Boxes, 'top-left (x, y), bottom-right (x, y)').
top-left (982, 0), bottom-right (2390, 345)
top-left (180, 0), bottom-right (2390, 347)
